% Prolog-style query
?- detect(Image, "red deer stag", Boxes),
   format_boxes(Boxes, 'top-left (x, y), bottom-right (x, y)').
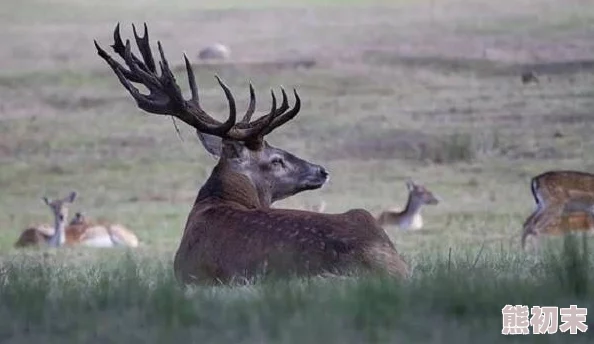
top-left (521, 170), bottom-right (594, 249)
top-left (94, 23), bottom-right (410, 285)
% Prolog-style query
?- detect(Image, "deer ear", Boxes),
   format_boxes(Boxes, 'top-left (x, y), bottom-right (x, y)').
top-left (196, 130), bottom-right (222, 157)
top-left (406, 180), bottom-right (415, 191)
top-left (66, 191), bottom-right (77, 203)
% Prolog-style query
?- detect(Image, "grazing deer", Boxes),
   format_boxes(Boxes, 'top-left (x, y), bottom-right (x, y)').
top-left (94, 23), bottom-right (410, 285)
top-left (521, 170), bottom-right (594, 249)
top-left (376, 180), bottom-right (439, 230)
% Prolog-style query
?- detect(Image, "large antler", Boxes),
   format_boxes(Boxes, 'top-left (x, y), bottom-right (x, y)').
top-left (94, 23), bottom-right (301, 142)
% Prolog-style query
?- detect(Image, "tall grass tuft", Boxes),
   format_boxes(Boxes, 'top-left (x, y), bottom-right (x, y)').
top-left (0, 245), bottom-right (593, 342)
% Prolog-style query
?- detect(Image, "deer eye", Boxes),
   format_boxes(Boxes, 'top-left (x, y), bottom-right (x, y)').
top-left (270, 157), bottom-right (285, 167)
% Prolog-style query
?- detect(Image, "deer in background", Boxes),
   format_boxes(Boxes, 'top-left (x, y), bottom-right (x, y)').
top-left (521, 170), bottom-right (594, 249)
top-left (95, 23), bottom-right (410, 285)
top-left (376, 180), bottom-right (440, 230)
top-left (14, 223), bottom-right (55, 248)
top-left (69, 212), bottom-right (85, 225)
top-left (14, 192), bottom-right (139, 248)
top-left (14, 191), bottom-right (78, 248)
top-left (65, 211), bottom-right (140, 248)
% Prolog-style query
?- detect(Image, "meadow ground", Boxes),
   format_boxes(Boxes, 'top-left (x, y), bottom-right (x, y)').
top-left (1, 0), bottom-right (594, 342)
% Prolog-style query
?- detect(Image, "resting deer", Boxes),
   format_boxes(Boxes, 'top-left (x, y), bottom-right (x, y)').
top-left (14, 223), bottom-right (56, 248)
top-left (15, 193), bottom-right (139, 248)
top-left (521, 170), bottom-right (594, 249)
top-left (66, 211), bottom-right (140, 248)
top-left (69, 212), bottom-right (85, 225)
top-left (14, 192), bottom-right (78, 248)
top-left (37, 191), bottom-right (78, 247)
top-left (94, 23), bottom-right (410, 285)
top-left (376, 180), bottom-right (439, 230)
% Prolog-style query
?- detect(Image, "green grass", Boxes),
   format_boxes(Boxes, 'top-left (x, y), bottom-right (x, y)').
top-left (2, 0), bottom-right (594, 342)
top-left (1, 239), bottom-right (592, 343)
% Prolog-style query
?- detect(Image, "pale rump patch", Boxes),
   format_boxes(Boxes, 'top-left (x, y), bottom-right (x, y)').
top-left (80, 234), bottom-right (116, 248)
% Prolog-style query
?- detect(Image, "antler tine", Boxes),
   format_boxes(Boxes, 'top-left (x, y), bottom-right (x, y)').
top-left (124, 39), bottom-right (162, 92)
top-left (240, 83), bottom-right (256, 124)
top-left (260, 89), bottom-right (301, 136)
top-left (276, 87), bottom-right (290, 114)
top-left (96, 23), bottom-right (237, 135)
top-left (132, 23), bottom-right (157, 73)
top-left (183, 54), bottom-right (199, 102)
top-left (212, 75), bottom-right (238, 132)
top-left (226, 89), bottom-right (277, 141)
top-left (95, 40), bottom-right (156, 109)
top-left (225, 86), bottom-right (294, 141)
top-left (156, 44), bottom-right (236, 132)
top-left (97, 23), bottom-right (309, 141)
top-left (110, 23), bottom-right (149, 82)
top-left (183, 56), bottom-right (237, 130)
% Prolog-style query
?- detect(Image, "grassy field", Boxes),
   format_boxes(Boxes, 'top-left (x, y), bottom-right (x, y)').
top-left (1, 0), bottom-right (594, 342)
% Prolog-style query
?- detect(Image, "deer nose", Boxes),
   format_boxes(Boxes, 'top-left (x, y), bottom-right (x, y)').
top-left (318, 166), bottom-right (329, 178)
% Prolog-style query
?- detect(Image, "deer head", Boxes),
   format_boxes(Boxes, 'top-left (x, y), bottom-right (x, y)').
top-left (95, 24), bottom-right (329, 208)
top-left (69, 211), bottom-right (86, 226)
top-left (406, 180), bottom-right (439, 206)
top-left (42, 191), bottom-right (77, 247)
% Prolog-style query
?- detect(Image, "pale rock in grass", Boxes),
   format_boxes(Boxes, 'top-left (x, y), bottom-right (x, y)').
top-left (198, 43), bottom-right (231, 61)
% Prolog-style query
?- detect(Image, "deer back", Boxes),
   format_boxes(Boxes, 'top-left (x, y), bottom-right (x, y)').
top-left (531, 170), bottom-right (594, 206)
top-left (107, 224), bottom-right (140, 247)
top-left (14, 227), bottom-right (51, 247)
top-left (174, 200), bottom-right (409, 284)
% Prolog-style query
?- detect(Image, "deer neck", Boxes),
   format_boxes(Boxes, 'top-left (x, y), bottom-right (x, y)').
top-left (400, 194), bottom-right (424, 222)
top-left (48, 213), bottom-right (67, 247)
top-left (196, 162), bottom-right (267, 209)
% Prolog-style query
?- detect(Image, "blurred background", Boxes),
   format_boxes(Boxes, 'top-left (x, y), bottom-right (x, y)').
top-left (1, 0), bottom-right (594, 255)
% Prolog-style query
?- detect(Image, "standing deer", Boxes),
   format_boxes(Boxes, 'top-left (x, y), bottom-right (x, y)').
top-left (521, 170), bottom-right (594, 249)
top-left (94, 23), bottom-right (410, 285)
top-left (376, 180), bottom-right (439, 230)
